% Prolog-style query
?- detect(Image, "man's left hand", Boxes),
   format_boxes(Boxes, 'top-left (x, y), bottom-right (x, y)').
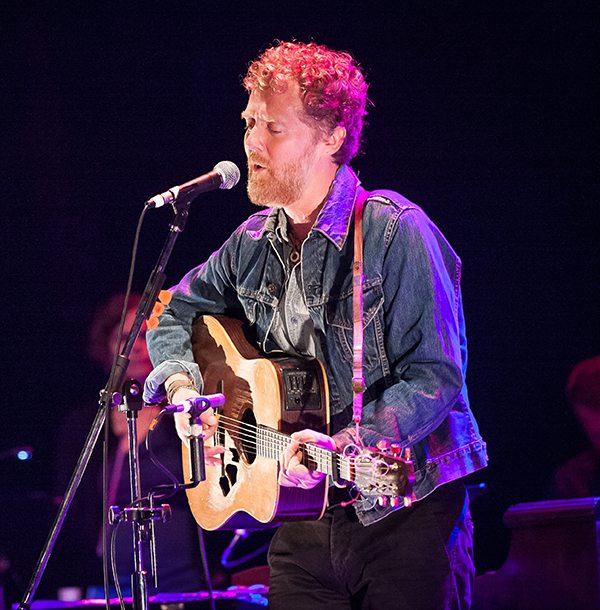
top-left (279, 429), bottom-right (336, 489)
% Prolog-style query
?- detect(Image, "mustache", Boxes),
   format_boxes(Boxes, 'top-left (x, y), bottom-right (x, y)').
top-left (247, 155), bottom-right (269, 169)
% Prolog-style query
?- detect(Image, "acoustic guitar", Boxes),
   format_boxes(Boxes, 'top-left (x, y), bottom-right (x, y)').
top-left (183, 315), bottom-right (413, 530)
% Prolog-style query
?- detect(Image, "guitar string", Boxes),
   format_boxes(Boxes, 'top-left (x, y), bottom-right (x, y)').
top-left (217, 422), bottom-right (333, 464)
top-left (211, 415), bottom-right (351, 476)
top-left (219, 428), bottom-right (331, 463)
top-left (216, 414), bottom-right (343, 462)
top-left (202, 411), bottom-right (356, 477)
top-left (212, 419), bottom-right (395, 487)
top-left (207, 420), bottom-right (399, 495)
top-left (198, 417), bottom-right (402, 494)
top-left (216, 430), bottom-right (349, 479)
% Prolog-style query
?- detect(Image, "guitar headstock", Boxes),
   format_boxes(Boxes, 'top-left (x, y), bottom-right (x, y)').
top-left (350, 442), bottom-right (415, 508)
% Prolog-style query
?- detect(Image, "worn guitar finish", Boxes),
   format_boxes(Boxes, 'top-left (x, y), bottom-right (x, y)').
top-left (183, 315), bottom-right (414, 531)
top-left (184, 315), bottom-right (330, 530)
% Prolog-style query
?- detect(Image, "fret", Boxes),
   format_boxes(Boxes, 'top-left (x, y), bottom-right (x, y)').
top-left (255, 425), bottom-right (354, 483)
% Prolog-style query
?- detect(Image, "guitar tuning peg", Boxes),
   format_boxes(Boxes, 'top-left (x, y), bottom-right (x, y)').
top-left (377, 496), bottom-right (388, 507)
top-left (376, 439), bottom-right (390, 451)
top-left (390, 496), bottom-right (401, 508)
top-left (403, 496), bottom-right (413, 508)
top-left (389, 443), bottom-right (402, 455)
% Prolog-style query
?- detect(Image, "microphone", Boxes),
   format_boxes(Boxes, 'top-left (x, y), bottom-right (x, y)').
top-left (146, 161), bottom-right (240, 208)
top-left (164, 393), bottom-right (226, 414)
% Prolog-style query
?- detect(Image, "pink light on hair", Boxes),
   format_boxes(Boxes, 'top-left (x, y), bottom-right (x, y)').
top-left (244, 41), bottom-right (369, 164)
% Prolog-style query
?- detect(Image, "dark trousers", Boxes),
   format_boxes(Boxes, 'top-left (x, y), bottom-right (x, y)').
top-left (268, 479), bottom-right (474, 610)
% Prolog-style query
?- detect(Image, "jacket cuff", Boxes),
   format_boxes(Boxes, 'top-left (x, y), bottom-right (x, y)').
top-left (143, 360), bottom-right (203, 403)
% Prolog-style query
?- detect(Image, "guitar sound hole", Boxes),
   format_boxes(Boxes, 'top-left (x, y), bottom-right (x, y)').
top-left (240, 407), bottom-right (257, 464)
top-left (218, 459), bottom-right (239, 498)
top-left (225, 463), bottom-right (238, 486)
top-left (219, 476), bottom-right (230, 496)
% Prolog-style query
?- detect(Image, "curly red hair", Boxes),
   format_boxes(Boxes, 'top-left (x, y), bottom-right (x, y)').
top-left (243, 41), bottom-right (369, 165)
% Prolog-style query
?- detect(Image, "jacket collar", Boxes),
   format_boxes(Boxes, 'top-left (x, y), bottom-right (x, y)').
top-left (245, 164), bottom-right (361, 251)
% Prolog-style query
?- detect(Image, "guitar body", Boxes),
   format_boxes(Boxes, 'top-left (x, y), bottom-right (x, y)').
top-left (184, 315), bottom-right (330, 530)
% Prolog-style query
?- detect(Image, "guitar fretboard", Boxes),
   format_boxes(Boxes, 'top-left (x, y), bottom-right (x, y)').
top-left (257, 425), bottom-right (352, 482)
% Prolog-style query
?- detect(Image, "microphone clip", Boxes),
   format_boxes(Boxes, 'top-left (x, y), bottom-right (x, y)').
top-left (164, 393), bottom-right (226, 417)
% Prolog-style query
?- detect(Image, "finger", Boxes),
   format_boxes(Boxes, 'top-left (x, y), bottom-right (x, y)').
top-left (279, 472), bottom-right (295, 487)
top-left (291, 429), bottom-right (335, 450)
top-left (287, 453), bottom-right (304, 471)
top-left (279, 464), bottom-right (325, 489)
top-left (284, 454), bottom-right (309, 482)
top-left (279, 445), bottom-right (300, 483)
top-left (205, 445), bottom-right (225, 457)
top-left (174, 413), bottom-right (191, 446)
top-left (290, 429), bottom-right (317, 443)
top-left (205, 452), bottom-right (223, 466)
top-left (278, 455), bottom-right (305, 487)
top-left (201, 408), bottom-right (218, 426)
top-left (280, 449), bottom-right (292, 472)
top-left (280, 440), bottom-right (300, 471)
top-left (200, 425), bottom-right (217, 441)
top-left (299, 473), bottom-right (326, 489)
top-left (201, 444), bottom-right (224, 467)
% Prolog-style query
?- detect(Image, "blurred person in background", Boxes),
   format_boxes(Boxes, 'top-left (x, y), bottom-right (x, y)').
top-left (551, 356), bottom-right (600, 499)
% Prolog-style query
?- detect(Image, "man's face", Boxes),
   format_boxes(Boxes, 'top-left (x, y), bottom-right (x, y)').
top-left (242, 82), bottom-right (323, 207)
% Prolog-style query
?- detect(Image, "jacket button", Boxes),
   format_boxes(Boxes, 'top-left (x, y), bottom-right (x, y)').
top-left (267, 283), bottom-right (278, 295)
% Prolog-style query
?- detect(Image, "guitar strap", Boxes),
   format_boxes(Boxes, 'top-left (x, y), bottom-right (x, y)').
top-left (351, 186), bottom-right (370, 440)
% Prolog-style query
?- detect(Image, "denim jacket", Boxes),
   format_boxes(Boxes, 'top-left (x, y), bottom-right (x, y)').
top-left (144, 164), bottom-right (487, 525)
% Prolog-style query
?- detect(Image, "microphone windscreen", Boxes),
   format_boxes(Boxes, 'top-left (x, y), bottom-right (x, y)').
top-left (214, 161), bottom-right (241, 190)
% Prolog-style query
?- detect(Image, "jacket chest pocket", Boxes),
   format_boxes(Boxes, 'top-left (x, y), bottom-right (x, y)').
top-left (325, 277), bottom-right (386, 373)
top-left (236, 286), bottom-right (278, 336)
top-left (236, 250), bottom-right (283, 334)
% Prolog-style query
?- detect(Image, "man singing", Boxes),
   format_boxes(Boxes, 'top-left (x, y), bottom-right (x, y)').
top-left (144, 40), bottom-right (487, 609)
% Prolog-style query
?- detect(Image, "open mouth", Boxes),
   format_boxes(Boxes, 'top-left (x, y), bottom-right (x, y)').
top-left (249, 159), bottom-right (268, 173)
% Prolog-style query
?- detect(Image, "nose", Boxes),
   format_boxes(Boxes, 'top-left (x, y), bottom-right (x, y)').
top-left (244, 125), bottom-right (263, 155)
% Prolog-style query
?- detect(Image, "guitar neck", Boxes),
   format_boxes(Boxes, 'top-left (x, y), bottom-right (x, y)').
top-left (257, 426), bottom-right (352, 482)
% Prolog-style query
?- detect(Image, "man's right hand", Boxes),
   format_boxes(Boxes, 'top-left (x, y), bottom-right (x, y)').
top-left (166, 374), bottom-right (224, 465)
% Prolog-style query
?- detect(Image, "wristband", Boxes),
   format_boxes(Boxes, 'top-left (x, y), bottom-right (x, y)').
top-left (166, 379), bottom-right (198, 404)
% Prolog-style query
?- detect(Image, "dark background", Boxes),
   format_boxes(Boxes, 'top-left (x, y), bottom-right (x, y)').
top-left (2, 0), bottom-right (599, 602)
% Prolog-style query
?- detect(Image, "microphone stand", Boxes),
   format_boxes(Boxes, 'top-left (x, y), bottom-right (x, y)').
top-left (18, 197), bottom-right (196, 610)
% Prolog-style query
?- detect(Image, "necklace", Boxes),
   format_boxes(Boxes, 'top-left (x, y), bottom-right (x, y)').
top-left (286, 211), bottom-right (315, 265)
top-left (288, 232), bottom-right (302, 264)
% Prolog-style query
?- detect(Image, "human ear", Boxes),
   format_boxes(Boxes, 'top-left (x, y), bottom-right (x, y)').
top-left (323, 125), bottom-right (347, 156)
